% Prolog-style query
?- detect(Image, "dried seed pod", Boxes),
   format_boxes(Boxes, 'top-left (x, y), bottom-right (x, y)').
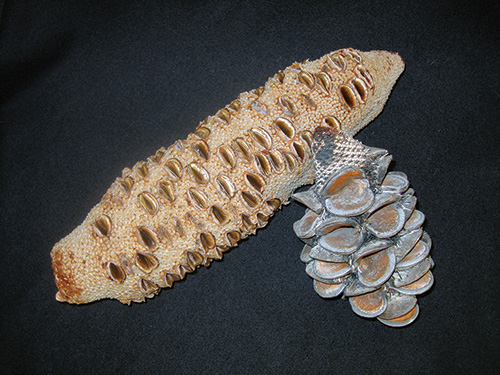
top-left (136, 162), bottom-right (149, 178)
top-left (241, 190), bottom-right (261, 209)
top-left (274, 117), bottom-right (296, 140)
top-left (245, 172), bottom-right (266, 193)
top-left (119, 176), bottom-right (134, 194)
top-left (211, 205), bottom-right (231, 225)
top-left (253, 153), bottom-right (272, 176)
top-left (298, 70), bottom-right (315, 89)
top-left (158, 180), bottom-right (176, 202)
top-left (191, 139), bottom-right (210, 160)
top-left (138, 191), bottom-right (159, 215)
top-left (136, 226), bottom-right (158, 250)
top-left (164, 272), bottom-right (182, 287)
top-left (268, 149), bottom-right (285, 173)
top-left (194, 126), bottom-right (210, 139)
top-left (225, 231), bottom-right (241, 247)
top-left (138, 278), bottom-right (160, 296)
top-left (214, 175), bottom-right (237, 199)
top-left (294, 126), bottom-right (433, 327)
top-left (187, 162), bottom-right (210, 185)
top-left (187, 187), bottom-right (209, 210)
top-left (51, 49), bottom-right (406, 305)
top-left (135, 252), bottom-right (159, 274)
top-left (352, 78), bottom-right (368, 102)
top-left (278, 96), bottom-right (298, 115)
top-left (216, 108), bottom-right (231, 123)
top-left (165, 158), bottom-right (183, 180)
top-left (323, 116), bottom-right (341, 130)
top-left (93, 215), bottom-right (112, 237)
top-left (106, 262), bottom-right (126, 283)
top-left (186, 250), bottom-right (204, 268)
top-left (232, 138), bottom-right (253, 161)
top-left (339, 85), bottom-right (357, 109)
top-left (316, 71), bottom-right (332, 94)
top-left (249, 127), bottom-right (273, 149)
top-left (228, 99), bottom-right (241, 111)
top-left (199, 232), bottom-right (216, 251)
top-left (218, 145), bottom-right (237, 169)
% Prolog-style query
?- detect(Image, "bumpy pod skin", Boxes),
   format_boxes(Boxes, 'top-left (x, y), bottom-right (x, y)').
top-left (51, 48), bottom-right (405, 304)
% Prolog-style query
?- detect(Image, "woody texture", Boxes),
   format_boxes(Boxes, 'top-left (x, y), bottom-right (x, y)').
top-left (51, 48), bottom-right (406, 305)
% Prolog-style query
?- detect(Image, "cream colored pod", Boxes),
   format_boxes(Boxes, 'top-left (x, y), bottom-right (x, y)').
top-left (51, 49), bottom-right (406, 305)
top-left (293, 127), bottom-right (433, 327)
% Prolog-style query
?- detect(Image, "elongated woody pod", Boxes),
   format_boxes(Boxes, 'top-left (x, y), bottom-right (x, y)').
top-left (51, 48), bottom-right (405, 304)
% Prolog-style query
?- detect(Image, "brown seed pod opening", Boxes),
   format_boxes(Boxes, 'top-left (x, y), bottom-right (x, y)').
top-left (136, 162), bottom-right (149, 178)
top-left (278, 96), bottom-right (297, 116)
top-left (106, 262), bottom-right (126, 283)
top-left (194, 126), bottom-right (210, 140)
top-left (228, 99), bottom-right (241, 111)
top-left (137, 226), bottom-right (158, 250)
top-left (328, 53), bottom-right (346, 71)
top-left (323, 116), bottom-right (342, 130)
top-left (138, 278), bottom-right (160, 295)
top-left (138, 191), bottom-right (159, 215)
top-left (352, 78), bottom-right (368, 102)
top-left (355, 65), bottom-right (374, 87)
top-left (245, 172), bottom-right (266, 194)
top-left (274, 117), bottom-right (296, 140)
top-left (241, 214), bottom-right (257, 233)
top-left (165, 158), bottom-right (183, 180)
top-left (186, 250), bottom-right (204, 268)
top-left (158, 180), bottom-right (176, 203)
top-left (253, 86), bottom-right (265, 97)
top-left (249, 127), bottom-right (273, 149)
top-left (291, 141), bottom-right (307, 163)
top-left (211, 205), bottom-right (231, 225)
top-left (300, 131), bottom-right (313, 149)
top-left (119, 176), bottom-right (134, 194)
top-left (276, 70), bottom-right (285, 83)
top-left (232, 138), bottom-right (253, 161)
top-left (339, 85), bottom-right (357, 109)
top-left (253, 153), bottom-right (272, 176)
top-left (218, 145), bottom-right (237, 169)
top-left (283, 151), bottom-right (299, 172)
top-left (135, 252), bottom-right (159, 274)
top-left (199, 232), bottom-right (216, 251)
top-left (191, 139), bottom-right (210, 160)
top-left (266, 198), bottom-right (281, 212)
top-left (149, 149), bottom-right (165, 164)
top-left (225, 230), bottom-right (241, 246)
top-left (256, 212), bottom-right (270, 227)
top-left (241, 190), bottom-right (262, 209)
top-left (187, 162), bottom-right (210, 185)
top-left (93, 215), bottom-right (112, 237)
top-left (187, 187), bottom-right (209, 210)
top-left (269, 149), bottom-right (285, 173)
top-left (216, 108), bottom-right (231, 123)
top-left (316, 71), bottom-right (332, 94)
top-left (214, 175), bottom-right (236, 199)
top-left (298, 70), bottom-right (315, 89)
top-left (164, 272), bottom-right (182, 287)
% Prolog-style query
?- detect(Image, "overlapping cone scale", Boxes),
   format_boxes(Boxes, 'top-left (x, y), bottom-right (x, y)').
top-left (293, 126), bottom-right (434, 327)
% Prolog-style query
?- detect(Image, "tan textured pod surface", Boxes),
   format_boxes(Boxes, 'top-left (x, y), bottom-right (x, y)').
top-left (51, 48), bottom-right (404, 304)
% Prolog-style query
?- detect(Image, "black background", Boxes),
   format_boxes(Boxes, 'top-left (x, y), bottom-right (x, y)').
top-left (1, 1), bottom-right (499, 374)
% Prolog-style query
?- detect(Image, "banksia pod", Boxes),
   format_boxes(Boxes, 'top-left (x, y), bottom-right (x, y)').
top-left (51, 48), bottom-right (406, 304)
top-left (293, 127), bottom-right (434, 327)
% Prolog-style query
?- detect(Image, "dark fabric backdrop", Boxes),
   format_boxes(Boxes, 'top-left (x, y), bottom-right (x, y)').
top-left (1, 1), bottom-right (499, 374)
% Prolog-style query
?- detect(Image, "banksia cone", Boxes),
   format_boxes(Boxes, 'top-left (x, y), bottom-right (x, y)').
top-left (293, 127), bottom-right (434, 327)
